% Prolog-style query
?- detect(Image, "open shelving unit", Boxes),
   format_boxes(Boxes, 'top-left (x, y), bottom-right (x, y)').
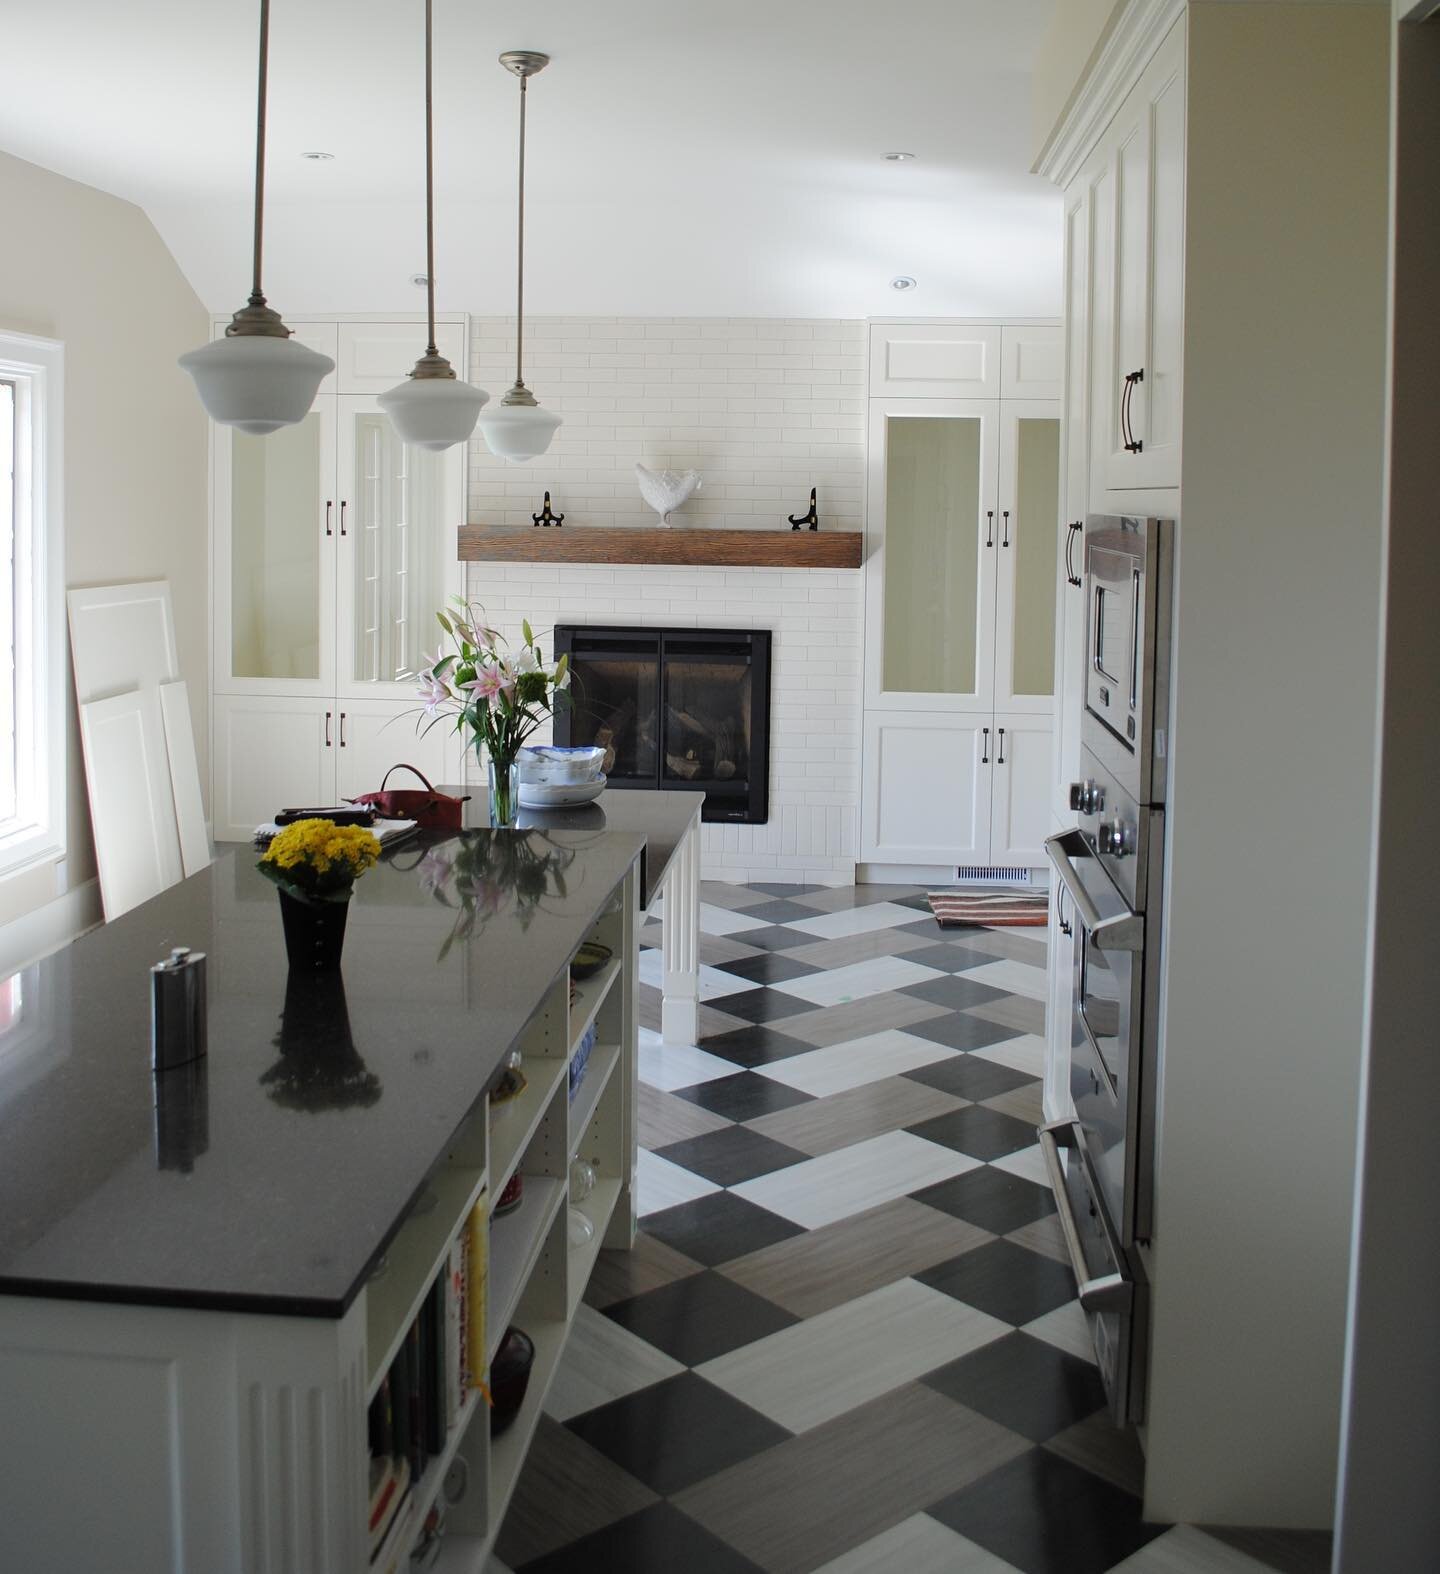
top-left (366, 866), bottom-right (638, 1574)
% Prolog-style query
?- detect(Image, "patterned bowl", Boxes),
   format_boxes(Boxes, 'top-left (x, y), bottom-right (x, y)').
top-left (517, 745), bottom-right (606, 786)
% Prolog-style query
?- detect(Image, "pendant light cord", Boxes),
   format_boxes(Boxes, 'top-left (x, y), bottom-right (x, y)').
top-left (515, 71), bottom-right (528, 389)
top-left (424, 0), bottom-right (438, 358)
top-left (249, 0), bottom-right (271, 309)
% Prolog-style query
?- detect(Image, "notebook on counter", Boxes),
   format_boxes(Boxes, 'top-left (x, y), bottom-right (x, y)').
top-left (252, 816), bottom-right (420, 849)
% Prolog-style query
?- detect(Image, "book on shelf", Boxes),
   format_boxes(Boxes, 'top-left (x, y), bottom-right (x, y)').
top-left (467, 1194), bottom-right (488, 1397)
top-left (367, 1454), bottom-right (410, 1562)
top-left (422, 1274), bottom-right (446, 1456)
top-left (370, 1478), bottom-right (415, 1573)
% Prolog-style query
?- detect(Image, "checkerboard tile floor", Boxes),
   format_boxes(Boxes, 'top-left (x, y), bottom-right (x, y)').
top-left (494, 883), bottom-right (1334, 1574)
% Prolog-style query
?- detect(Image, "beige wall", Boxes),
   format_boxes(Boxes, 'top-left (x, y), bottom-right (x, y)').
top-left (0, 150), bottom-right (208, 928)
top-left (1031, 0), bottom-right (1128, 165)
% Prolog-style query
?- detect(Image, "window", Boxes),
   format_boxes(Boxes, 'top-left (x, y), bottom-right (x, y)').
top-left (0, 332), bottom-right (64, 877)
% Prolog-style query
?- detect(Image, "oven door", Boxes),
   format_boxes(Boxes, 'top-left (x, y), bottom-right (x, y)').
top-left (1046, 829), bottom-right (1145, 1244)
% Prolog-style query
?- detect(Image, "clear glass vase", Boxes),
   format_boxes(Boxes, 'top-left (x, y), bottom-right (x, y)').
top-left (487, 753), bottom-right (519, 828)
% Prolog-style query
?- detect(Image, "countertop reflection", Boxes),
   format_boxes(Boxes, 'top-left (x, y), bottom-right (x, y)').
top-left (0, 828), bottom-right (643, 1317)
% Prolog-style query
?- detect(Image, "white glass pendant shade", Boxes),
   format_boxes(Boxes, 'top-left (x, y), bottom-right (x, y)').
top-left (476, 401), bottom-right (563, 463)
top-left (179, 332), bottom-right (334, 437)
top-left (377, 375), bottom-right (489, 452)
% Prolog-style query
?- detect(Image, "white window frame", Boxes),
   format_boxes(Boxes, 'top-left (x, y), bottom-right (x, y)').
top-left (0, 331), bottom-right (65, 877)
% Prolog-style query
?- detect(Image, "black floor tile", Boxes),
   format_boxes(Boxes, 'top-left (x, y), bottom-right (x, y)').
top-left (928, 1448), bottom-right (1164, 1574)
top-left (912, 1166), bottom-right (1057, 1234)
top-left (655, 1127), bottom-right (810, 1187)
top-left (896, 941), bottom-right (1002, 974)
top-left (917, 1239), bottom-right (1078, 1326)
top-left (729, 924), bottom-right (823, 953)
top-left (922, 1331), bottom-right (1108, 1443)
top-left (904, 1052), bottom-right (1035, 1097)
top-left (565, 1374), bottom-right (791, 1498)
top-left (907, 1105), bottom-right (1039, 1161)
top-left (743, 882), bottom-right (827, 898)
top-left (711, 951), bottom-right (827, 986)
top-left (695, 1024), bottom-right (817, 1069)
top-left (893, 917), bottom-right (952, 941)
top-left (517, 1502), bottom-right (766, 1574)
top-left (889, 892), bottom-right (937, 912)
top-left (898, 974), bottom-right (1011, 1011)
top-left (739, 897), bottom-right (827, 924)
top-left (641, 1190), bottom-right (806, 1267)
top-left (673, 1070), bottom-right (816, 1122)
top-left (603, 1269), bottom-right (799, 1367)
top-left (712, 986), bottom-right (818, 1024)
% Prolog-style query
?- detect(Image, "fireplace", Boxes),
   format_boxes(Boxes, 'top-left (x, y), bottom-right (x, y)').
top-left (552, 626), bottom-right (772, 824)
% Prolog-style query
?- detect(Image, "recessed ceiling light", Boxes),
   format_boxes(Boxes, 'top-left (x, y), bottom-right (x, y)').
top-left (410, 273), bottom-right (430, 288)
top-left (300, 150), bottom-right (334, 161)
top-left (890, 276), bottom-right (918, 292)
top-left (884, 151), bottom-right (916, 162)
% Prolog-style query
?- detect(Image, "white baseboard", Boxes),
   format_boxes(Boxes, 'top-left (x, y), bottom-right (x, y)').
top-left (0, 877), bottom-right (103, 976)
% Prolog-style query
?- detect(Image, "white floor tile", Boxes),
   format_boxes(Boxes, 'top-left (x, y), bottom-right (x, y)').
top-left (636, 1148), bottom-right (722, 1215)
top-left (783, 902), bottom-right (926, 940)
top-left (1107, 1526), bottom-right (1280, 1574)
top-left (755, 1029), bottom-right (958, 1098)
top-left (637, 949), bottom-right (757, 1000)
top-left (1022, 1300), bottom-right (1096, 1365)
top-left (697, 901), bottom-right (774, 936)
top-left (731, 1131), bottom-right (980, 1229)
top-left (545, 1303), bottom-right (685, 1421)
top-left (969, 1034), bottom-right (1047, 1078)
top-left (769, 955), bottom-right (946, 1008)
top-left (697, 1278), bottom-right (1009, 1433)
top-left (638, 1028), bottom-right (742, 1091)
top-left (960, 957), bottom-right (1049, 1000)
top-left (813, 1515), bottom-right (1023, 1574)
top-left (988, 1142), bottom-right (1050, 1187)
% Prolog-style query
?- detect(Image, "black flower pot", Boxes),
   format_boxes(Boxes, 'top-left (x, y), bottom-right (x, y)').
top-left (277, 888), bottom-right (350, 971)
top-left (490, 1326), bottom-right (536, 1436)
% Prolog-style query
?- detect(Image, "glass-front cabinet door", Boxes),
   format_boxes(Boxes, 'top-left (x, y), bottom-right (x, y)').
top-left (865, 399), bottom-right (999, 712)
top-left (993, 403), bottom-right (1061, 714)
top-left (335, 396), bottom-right (462, 699)
top-left (213, 399), bottom-right (337, 697)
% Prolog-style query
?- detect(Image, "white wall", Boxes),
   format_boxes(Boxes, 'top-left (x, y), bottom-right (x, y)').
top-left (1142, 3), bottom-right (1391, 1528)
top-left (464, 316), bottom-right (866, 882)
top-left (0, 151), bottom-right (209, 933)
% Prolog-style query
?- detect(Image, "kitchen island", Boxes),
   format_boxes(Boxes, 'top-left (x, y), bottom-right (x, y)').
top-left (0, 816), bottom-right (655, 1573)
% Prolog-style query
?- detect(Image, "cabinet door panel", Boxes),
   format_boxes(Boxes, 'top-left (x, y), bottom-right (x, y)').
top-left (861, 712), bottom-right (991, 864)
top-left (212, 696), bottom-right (334, 842)
top-left (1087, 151), bottom-right (1118, 516)
top-left (335, 699), bottom-right (457, 800)
top-left (865, 399), bottom-right (998, 713)
top-left (989, 714), bottom-right (1054, 867)
top-left (214, 401), bottom-right (336, 696)
top-left (335, 321), bottom-right (467, 395)
top-left (1001, 326), bottom-right (1063, 401)
top-left (868, 324), bottom-right (1001, 398)
top-left (994, 404), bottom-right (1060, 716)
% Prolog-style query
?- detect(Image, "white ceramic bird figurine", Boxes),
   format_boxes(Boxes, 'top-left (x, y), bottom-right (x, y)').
top-left (635, 463), bottom-right (702, 527)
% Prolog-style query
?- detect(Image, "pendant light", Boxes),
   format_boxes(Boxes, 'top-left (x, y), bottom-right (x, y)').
top-left (179, 0), bottom-right (334, 436)
top-left (378, 0), bottom-right (489, 451)
top-left (475, 51), bottom-right (564, 463)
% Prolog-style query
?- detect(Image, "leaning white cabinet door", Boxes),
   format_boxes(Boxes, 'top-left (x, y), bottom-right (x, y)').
top-left (988, 714), bottom-right (1054, 868)
top-left (211, 695), bottom-right (335, 842)
top-left (992, 403), bottom-right (1060, 717)
top-left (334, 319), bottom-right (467, 396)
top-left (865, 399), bottom-right (999, 714)
top-left (334, 699), bottom-right (457, 801)
top-left (868, 323), bottom-right (1001, 399)
top-left (1000, 326), bottom-right (1063, 401)
top-left (212, 396), bottom-right (337, 697)
top-left (862, 712), bottom-right (992, 865)
top-left (335, 396), bottom-right (464, 700)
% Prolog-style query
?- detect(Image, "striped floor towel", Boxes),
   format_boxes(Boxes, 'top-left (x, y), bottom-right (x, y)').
top-left (927, 890), bottom-right (1049, 927)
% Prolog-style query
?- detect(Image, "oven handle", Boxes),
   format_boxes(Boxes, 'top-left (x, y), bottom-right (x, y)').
top-left (1044, 831), bottom-right (1143, 952)
top-left (1038, 1120), bottom-right (1133, 1315)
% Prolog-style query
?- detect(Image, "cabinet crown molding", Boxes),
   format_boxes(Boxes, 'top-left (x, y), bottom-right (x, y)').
top-left (1033, 0), bottom-right (1185, 190)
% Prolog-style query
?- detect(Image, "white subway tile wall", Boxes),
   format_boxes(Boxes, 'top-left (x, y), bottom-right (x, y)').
top-left (464, 317), bottom-right (867, 883)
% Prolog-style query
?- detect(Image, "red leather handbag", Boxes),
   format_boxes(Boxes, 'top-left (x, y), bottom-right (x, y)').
top-left (349, 765), bottom-right (469, 831)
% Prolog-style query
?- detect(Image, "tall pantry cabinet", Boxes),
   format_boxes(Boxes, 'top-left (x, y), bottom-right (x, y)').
top-left (210, 318), bottom-right (469, 840)
top-left (861, 321), bottom-right (1062, 873)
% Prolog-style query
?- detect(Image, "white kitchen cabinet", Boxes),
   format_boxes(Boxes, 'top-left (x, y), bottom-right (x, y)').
top-left (868, 322), bottom-right (1002, 399)
top-left (210, 316), bottom-right (467, 837)
top-left (1001, 325), bottom-right (1064, 401)
top-left (988, 714), bottom-right (1054, 866)
top-left (861, 713), bottom-right (992, 866)
top-left (993, 402), bottom-right (1061, 717)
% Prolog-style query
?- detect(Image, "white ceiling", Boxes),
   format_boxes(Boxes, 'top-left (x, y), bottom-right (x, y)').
top-left (0, 0), bottom-right (1063, 319)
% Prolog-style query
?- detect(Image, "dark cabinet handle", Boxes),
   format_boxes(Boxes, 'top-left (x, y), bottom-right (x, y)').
top-left (339, 712), bottom-right (347, 748)
top-left (325, 500), bottom-right (333, 538)
top-left (339, 500), bottom-right (348, 536)
top-left (981, 727), bottom-right (989, 765)
top-left (324, 710), bottom-right (332, 748)
top-left (1058, 885), bottom-right (1072, 937)
top-left (1065, 520), bottom-right (1083, 587)
top-left (985, 510), bottom-right (994, 548)
top-left (1001, 510), bottom-right (1011, 548)
top-left (1121, 368), bottom-right (1145, 454)
top-left (997, 727), bottom-right (1006, 765)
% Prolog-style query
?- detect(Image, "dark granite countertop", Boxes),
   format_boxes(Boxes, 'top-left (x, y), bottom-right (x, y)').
top-left (0, 827), bottom-right (644, 1318)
